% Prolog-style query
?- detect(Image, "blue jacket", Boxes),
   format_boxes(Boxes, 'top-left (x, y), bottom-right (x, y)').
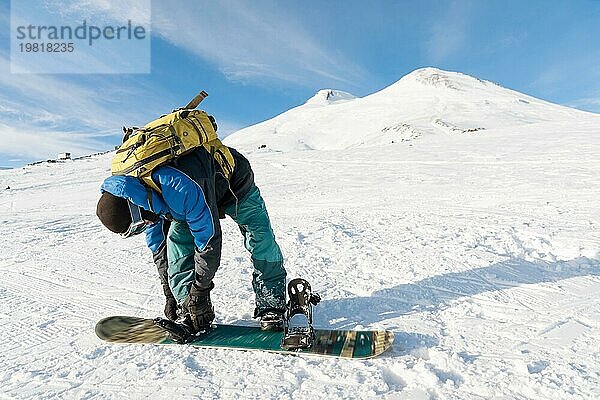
top-left (100, 166), bottom-right (215, 254)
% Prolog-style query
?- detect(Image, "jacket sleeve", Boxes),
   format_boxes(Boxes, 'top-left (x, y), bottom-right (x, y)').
top-left (145, 219), bottom-right (168, 254)
top-left (151, 166), bottom-right (215, 251)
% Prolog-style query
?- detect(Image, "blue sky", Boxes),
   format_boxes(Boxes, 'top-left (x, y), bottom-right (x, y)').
top-left (1, 0), bottom-right (599, 167)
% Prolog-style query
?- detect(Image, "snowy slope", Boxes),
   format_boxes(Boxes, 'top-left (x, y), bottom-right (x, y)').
top-left (225, 68), bottom-right (595, 152)
top-left (1, 70), bottom-right (600, 399)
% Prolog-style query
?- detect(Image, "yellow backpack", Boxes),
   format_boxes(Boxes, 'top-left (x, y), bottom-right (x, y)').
top-left (111, 91), bottom-right (235, 193)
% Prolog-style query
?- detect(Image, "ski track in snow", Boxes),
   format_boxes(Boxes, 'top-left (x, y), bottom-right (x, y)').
top-left (1, 121), bottom-right (600, 399)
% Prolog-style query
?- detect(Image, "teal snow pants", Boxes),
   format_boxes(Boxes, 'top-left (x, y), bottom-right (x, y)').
top-left (166, 184), bottom-right (286, 317)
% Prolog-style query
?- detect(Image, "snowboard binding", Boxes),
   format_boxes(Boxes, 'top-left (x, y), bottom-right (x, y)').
top-left (153, 318), bottom-right (196, 344)
top-left (281, 278), bottom-right (321, 350)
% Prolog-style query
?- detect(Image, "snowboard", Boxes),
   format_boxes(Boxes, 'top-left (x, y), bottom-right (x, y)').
top-left (95, 316), bottom-right (394, 359)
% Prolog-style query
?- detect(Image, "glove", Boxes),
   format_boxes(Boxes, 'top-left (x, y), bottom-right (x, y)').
top-left (182, 282), bottom-right (215, 332)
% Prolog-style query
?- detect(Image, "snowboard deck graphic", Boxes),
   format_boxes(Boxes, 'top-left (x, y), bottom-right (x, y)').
top-left (95, 316), bottom-right (394, 359)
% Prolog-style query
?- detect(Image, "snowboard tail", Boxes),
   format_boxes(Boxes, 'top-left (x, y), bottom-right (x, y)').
top-left (95, 316), bottom-right (394, 359)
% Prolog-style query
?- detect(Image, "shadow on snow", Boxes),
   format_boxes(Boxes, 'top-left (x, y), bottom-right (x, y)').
top-left (314, 256), bottom-right (599, 354)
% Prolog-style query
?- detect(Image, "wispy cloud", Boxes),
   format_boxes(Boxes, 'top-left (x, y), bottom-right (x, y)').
top-left (0, 50), bottom-right (157, 162)
top-left (567, 95), bottom-right (600, 113)
top-left (217, 119), bottom-right (245, 139)
top-left (0, 57), bottom-right (122, 129)
top-left (46, 0), bottom-right (151, 25)
top-left (0, 122), bottom-right (108, 160)
top-left (0, 0), bottom-right (174, 163)
top-left (426, 0), bottom-right (472, 62)
top-left (0, 48), bottom-right (241, 164)
top-left (529, 49), bottom-right (600, 102)
top-left (2, 1), bottom-right (155, 128)
top-left (529, 65), bottom-right (566, 95)
top-left (150, 0), bottom-right (368, 88)
top-left (48, 0), bottom-right (367, 88)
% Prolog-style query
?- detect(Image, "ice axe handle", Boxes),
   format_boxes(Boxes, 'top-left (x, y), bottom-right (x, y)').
top-left (184, 91), bottom-right (208, 109)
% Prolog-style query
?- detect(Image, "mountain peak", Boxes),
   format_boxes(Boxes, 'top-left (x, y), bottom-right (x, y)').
top-left (305, 89), bottom-right (356, 106)
top-left (398, 67), bottom-right (489, 90)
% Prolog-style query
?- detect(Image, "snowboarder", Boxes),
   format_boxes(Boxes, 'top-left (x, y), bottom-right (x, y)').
top-left (95, 145), bottom-right (287, 333)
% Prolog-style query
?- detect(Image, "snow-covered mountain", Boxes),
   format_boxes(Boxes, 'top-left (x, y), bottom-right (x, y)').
top-left (225, 67), bottom-right (594, 152)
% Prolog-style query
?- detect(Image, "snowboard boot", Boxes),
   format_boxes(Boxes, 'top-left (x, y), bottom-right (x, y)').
top-left (259, 310), bottom-right (285, 331)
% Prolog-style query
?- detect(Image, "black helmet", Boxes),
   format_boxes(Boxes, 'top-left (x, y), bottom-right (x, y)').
top-left (96, 192), bottom-right (131, 234)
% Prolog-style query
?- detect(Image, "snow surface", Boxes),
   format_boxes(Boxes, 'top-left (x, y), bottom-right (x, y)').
top-left (1, 68), bottom-right (599, 399)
